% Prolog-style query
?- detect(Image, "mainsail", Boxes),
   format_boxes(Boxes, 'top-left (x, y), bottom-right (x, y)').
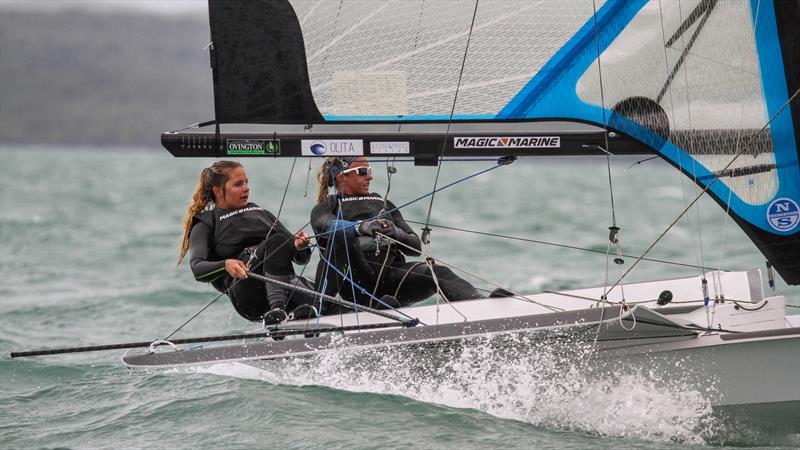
top-left (162, 0), bottom-right (800, 284)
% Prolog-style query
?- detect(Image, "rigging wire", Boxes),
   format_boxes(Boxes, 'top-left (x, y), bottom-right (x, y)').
top-left (337, 195), bottom-right (361, 326)
top-left (591, 0), bottom-right (626, 310)
top-left (303, 159), bottom-right (313, 198)
top-left (605, 87), bottom-right (800, 295)
top-left (399, 0), bottom-right (426, 135)
top-left (591, 0), bottom-right (616, 229)
top-left (374, 232), bottom-right (563, 313)
top-left (314, 251), bottom-right (422, 324)
top-left (404, 220), bottom-right (719, 271)
top-left (422, 0), bottom-right (480, 236)
top-left (371, 157), bottom-right (398, 298)
top-left (305, 162), bottom-right (505, 322)
top-left (675, 0), bottom-right (708, 285)
top-left (712, 0), bottom-right (762, 303)
top-left (714, 187), bottom-right (734, 301)
top-left (416, 0), bottom-right (481, 315)
top-left (275, 158), bottom-right (297, 220)
top-left (624, 156), bottom-right (660, 172)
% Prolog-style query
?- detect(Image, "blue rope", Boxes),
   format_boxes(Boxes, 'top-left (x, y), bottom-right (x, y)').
top-left (315, 251), bottom-right (424, 325)
top-left (336, 199), bottom-right (361, 326)
top-left (260, 161), bottom-right (504, 325)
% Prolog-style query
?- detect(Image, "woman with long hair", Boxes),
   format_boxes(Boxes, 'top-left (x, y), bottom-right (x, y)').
top-left (178, 161), bottom-right (316, 324)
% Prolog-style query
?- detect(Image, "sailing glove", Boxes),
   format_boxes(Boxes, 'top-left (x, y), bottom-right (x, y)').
top-left (357, 219), bottom-right (392, 237)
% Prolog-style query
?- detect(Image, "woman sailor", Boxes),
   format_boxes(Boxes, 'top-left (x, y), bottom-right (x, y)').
top-left (178, 160), bottom-right (316, 324)
top-left (310, 156), bottom-right (483, 308)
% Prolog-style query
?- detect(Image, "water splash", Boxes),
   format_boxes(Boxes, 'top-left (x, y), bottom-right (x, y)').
top-left (191, 332), bottom-right (717, 445)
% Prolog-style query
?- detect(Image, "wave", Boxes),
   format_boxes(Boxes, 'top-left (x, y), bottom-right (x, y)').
top-left (189, 333), bottom-right (718, 445)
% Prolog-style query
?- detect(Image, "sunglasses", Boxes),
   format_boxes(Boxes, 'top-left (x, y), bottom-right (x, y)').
top-left (342, 166), bottom-right (372, 177)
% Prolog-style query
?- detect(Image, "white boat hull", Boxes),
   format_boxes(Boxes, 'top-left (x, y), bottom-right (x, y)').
top-left (122, 270), bottom-right (799, 419)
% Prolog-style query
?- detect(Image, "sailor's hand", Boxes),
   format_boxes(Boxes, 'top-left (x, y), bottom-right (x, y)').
top-left (294, 231), bottom-right (310, 249)
top-left (357, 219), bottom-right (391, 237)
top-left (376, 221), bottom-right (400, 238)
top-left (225, 259), bottom-right (249, 279)
top-left (377, 222), bottom-right (420, 254)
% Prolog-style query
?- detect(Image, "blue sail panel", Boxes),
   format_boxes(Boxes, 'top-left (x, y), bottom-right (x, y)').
top-left (190, 0), bottom-right (799, 282)
top-left (494, 0), bottom-right (799, 282)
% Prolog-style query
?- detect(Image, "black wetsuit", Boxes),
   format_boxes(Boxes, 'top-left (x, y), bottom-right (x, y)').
top-left (310, 193), bottom-right (481, 307)
top-left (189, 203), bottom-right (316, 321)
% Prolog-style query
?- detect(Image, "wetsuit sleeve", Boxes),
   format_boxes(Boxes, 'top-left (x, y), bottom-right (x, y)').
top-left (188, 221), bottom-right (227, 282)
top-left (311, 198), bottom-right (358, 248)
top-left (267, 211), bottom-right (311, 266)
top-left (293, 242), bottom-right (312, 265)
top-left (387, 200), bottom-right (422, 256)
top-left (310, 200), bottom-right (334, 247)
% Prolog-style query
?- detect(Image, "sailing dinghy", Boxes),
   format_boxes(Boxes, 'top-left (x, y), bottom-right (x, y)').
top-left (82, 0), bottom-right (800, 418)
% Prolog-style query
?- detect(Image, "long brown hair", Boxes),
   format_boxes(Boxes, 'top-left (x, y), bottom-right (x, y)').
top-left (177, 160), bottom-right (243, 265)
top-left (316, 157), bottom-right (359, 204)
top-left (316, 158), bottom-right (335, 204)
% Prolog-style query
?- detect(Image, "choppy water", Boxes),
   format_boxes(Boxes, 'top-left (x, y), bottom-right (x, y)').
top-left (1, 146), bottom-right (798, 449)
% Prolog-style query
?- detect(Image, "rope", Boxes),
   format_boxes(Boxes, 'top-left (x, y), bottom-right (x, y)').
top-left (315, 251), bottom-right (423, 325)
top-left (422, 0), bottom-right (480, 232)
top-left (592, 0), bottom-right (631, 314)
top-left (605, 87), bottom-right (800, 294)
top-left (404, 220), bottom-right (718, 271)
top-left (710, 1), bottom-right (762, 301)
top-left (733, 300), bottom-right (768, 312)
top-left (618, 303), bottom-right (636, 331)
top-left (303, 159), bottom-right (313, 198)
top-left (393, 261), bottom-right (427, 298)
top-left (714, 187), bottom-right (734, 301)
top-left (371, 157), bottom-right (398, 298)
top-left (420, 241), bottom-right (469, 324)
top-left (308, 162), bottom-right (505, 245)
top-left (246, 272), bottom-right (415, 324)
top-left (591, 0), bottom-right (616, 227)
top-left (676, 0), bottom-right (708, 283)
top-left (275, 158), bottom-right (297, 219)
top-left (337, 196), bottom-right (361, 325)
top-left (376, 232), bottom-right (564, 312)
top-left (624, 156), bottom-right (660, 171)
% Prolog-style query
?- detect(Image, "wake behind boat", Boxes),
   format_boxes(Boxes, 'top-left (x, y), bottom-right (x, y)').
top-left (147, 0), bottom-right (800, 427)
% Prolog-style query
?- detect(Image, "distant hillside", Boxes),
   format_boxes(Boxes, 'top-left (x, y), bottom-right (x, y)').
top-left (0, 10), bottom-right (213, 148)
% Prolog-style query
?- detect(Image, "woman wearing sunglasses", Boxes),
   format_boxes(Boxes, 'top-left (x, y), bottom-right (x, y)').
top-left (310, 156), bottom-right (482, 309)
top-left (178, 161), bottom-right (318, 325)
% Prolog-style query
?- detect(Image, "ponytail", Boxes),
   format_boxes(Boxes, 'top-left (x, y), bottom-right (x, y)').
top-left (316, 159), bottom-right (333, 204)
top-left (316, 157), bottom-right (358, 204)
top-left (177, 161), bottom-right (243, 265)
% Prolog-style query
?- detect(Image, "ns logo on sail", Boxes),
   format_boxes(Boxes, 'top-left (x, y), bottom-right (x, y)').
top-left (767, 198), bottom-right (800, 232)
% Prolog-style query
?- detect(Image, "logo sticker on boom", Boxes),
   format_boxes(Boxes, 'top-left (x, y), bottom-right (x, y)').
top-left (766, 197), bottom-right (799, 232)
top-left (301, 139), bottom-right (363, 156)
top-left (226, 139), bottom-right (280, 155)
top-left (370, 141), bottom-right (410, 154)
top-left (454, 136), bottom-right (560, 149)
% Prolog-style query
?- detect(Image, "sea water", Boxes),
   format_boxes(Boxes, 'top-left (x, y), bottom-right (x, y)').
top-left (1, 146), bottom-right (798, 449)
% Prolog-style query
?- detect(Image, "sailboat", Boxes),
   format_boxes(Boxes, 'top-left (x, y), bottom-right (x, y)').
top-left (123, 0), bottom-right (799, 420)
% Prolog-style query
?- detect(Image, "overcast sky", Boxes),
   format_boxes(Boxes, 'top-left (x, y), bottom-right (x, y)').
top-left (0, 0), bottom-right (207, 16)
